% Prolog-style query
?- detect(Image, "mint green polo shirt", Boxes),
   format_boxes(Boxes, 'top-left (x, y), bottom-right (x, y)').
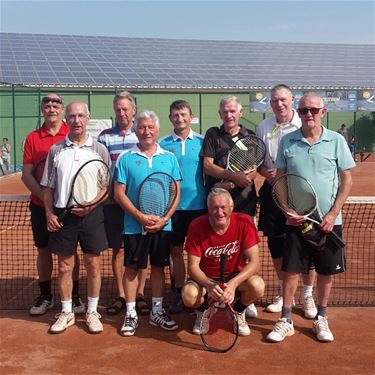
top-left (275, 127), bottom-right (355, 225)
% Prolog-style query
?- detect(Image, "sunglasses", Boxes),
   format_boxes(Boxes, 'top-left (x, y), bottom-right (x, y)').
top-left (42, 97), bottom-right (63, 105)
top-left (297, 107), bottom-right (323, 115)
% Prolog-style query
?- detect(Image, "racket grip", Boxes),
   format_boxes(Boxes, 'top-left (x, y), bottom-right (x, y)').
top-left (328, 230), bottom-right (346, 248)
top-left (57, 209), bottom-right (68, 224)
top-left (219, 254), bottom-right (227, 285)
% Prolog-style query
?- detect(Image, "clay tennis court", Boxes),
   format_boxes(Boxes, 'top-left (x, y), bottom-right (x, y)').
top-left (1, 161), bottom-right (374, 375)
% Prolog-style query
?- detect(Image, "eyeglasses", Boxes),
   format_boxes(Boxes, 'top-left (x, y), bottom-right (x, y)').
top-left (297, 107), bottom-right (323, 115)
top-left (41, 97), bottom-right (63, 105)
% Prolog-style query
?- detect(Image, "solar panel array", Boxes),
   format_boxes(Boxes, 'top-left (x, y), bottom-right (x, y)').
top-left (0, 32), bottom-right (374, 89)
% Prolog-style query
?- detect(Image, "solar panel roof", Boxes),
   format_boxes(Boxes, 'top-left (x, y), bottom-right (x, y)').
top-left (0, 32), bottom-right (374, 89)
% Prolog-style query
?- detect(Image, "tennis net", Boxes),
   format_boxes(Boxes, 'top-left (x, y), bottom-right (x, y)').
top-left (0, 195), bottom-right (374, 310)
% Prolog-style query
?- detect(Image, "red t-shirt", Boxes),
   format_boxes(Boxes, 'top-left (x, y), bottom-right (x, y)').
top-left (23, 122), bottom-right (69, 206)
top-left (185, 212), bottom-right (260, 279)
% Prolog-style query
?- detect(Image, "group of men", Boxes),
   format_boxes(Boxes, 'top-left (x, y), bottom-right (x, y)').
top-left (22, 85), bottom-right (354, 343)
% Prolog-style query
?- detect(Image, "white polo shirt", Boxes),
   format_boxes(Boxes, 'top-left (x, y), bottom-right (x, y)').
top-left (41, 134), bottom-right (111, 208)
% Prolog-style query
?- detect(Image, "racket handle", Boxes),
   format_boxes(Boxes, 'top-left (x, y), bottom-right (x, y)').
top-left (328, 230), bottom-right (346, 248)
top-left (57, 209), bottom-right (68, 224)
top-left (219, 254), bottom-right (227, 285)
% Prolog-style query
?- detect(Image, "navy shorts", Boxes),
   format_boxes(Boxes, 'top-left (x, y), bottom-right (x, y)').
top-left (123, 231), bottom-right (172, 269)
top-left (171, 209), bottom-right (207, 246)
top-left (282, 225), bottom-right (345, 275)
top-left (103, 203), bottom-right (124, 249)
top-left (48, 205), bottom-right (108, 256)
top-left (29, 201), bottom-right (49, 249)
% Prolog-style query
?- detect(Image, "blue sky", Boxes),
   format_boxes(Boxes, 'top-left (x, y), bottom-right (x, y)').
top-left (1, 0), bottom-right (374, 44)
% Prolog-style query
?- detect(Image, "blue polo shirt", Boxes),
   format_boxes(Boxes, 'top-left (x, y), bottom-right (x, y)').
top-left (275, 127), bottom-right (355, 225)
top-left (116, 143), bottom-right (182, 234)
top-left (159, 129), bottom-right (206, 210)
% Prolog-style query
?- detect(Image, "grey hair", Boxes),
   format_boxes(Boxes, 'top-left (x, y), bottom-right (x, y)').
top-left (113, 90), bottom-right (136, 108)
top-left (133, 110), bottom-right (160, 130)
top-left (219, 95), bottom-right (243, 111)
top-left (299, 92), bottom-right (325, 107)
top-left (207, 188), bottom-right (234, 206)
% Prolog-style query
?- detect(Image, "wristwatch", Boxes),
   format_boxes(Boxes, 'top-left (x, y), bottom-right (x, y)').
top-left (228, 182), bottom-right (235, 190)
top-left (162, 216), bottom-right (168, 226)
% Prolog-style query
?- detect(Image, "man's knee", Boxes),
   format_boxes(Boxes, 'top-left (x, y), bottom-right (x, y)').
top-left (57, 256), bottom-right (74, 276)
top-left (241, 275), bottom-right (265, 301)
top-left (182, 282), bottom-right (203, 308)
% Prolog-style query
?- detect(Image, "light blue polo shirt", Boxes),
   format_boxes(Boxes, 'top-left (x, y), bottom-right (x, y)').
top-left (116, 143), bottom-right (182, 234)
top-left (275, 127), bottom-right (355, 225)
top-left (159, 129), bottom-right (207, 210)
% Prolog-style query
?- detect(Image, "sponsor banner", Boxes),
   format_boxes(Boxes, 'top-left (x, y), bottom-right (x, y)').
top-left (357, 90), bottom-right (375, 111)
top-left (249, 90), bottom-right (370, 112)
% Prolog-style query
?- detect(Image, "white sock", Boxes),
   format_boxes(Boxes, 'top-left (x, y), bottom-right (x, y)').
top-left (126, 302), bottom-right (137, 317)
top-left (302, 285), bottom-right (313, 298)
top-left (152, 297), bottom-right (163, 314)
top-left (61, 300), bottom-right (72, 313)
top-left (87, 296), bottom-right (99, 314)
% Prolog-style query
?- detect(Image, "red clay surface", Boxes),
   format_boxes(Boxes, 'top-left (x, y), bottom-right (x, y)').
top-left (1, 308), bottom-right (374, 375)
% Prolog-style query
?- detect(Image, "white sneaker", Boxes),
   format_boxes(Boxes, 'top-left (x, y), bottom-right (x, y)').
top-left (193, 306), bottom-right (217, 335)
top-left (86, 311), bottom-right (103, 334)
top-left (149, 309), bottom-right (178, 330)
top-left (266, 318), bottom-right (295, 342)
top-left (50, 312), bottom-right (75, 334)
top-left (121, 313), bottom-right (139, 336)
top-left (245, 303), bottom-right (257, 318)
top-left (312, 316), bottom-right (334, 342)
top-left (302, 295), bottom-right (317, 319)
top-left (266, 295), bottom-right (283, 313)
top-left (236, 311), bottom-right (250, 336)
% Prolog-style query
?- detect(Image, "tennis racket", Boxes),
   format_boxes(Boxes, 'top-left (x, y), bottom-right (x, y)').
top-left (272, 173), bottom-right (345, 248)
top-left (200, 254), bottom-right (239, 353)
top-left (223, 135), bottom-right (266, 195)
top-left (57, 159), bottom-right (111, 223)
top-left (33, 158), bottom-right (47, 184)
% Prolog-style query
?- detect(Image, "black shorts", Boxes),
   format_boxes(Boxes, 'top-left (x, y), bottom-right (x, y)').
top-left (282, 225), bottom-right (345, 275)
top-left (48, 206), bottom-right (108, 257)
top-left (171, 209), bottom-right (207, 246)
top-left (103, 203), bottom-right (124, 249)
top-left (123, 231), bottom-right (172, 269)
top-left (258, 181), bottom-right (286, 237)
top-left (29, 201), bottom-right (49, 249)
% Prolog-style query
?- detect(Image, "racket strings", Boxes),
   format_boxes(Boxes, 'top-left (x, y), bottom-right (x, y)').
top-left (273, 175), bottom-right (317, 216)
top-left (201, 306), bottom-right (238, 352)
top-left (72, 161), bottom-right (111, 205)
top-left (228, 137), bottom-right (266, 172)
top-left (139, 175), bottom-right (176, 216)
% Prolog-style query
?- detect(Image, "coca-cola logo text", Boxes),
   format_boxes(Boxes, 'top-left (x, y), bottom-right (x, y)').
top-left (204, 241), bottom-right (239, 258)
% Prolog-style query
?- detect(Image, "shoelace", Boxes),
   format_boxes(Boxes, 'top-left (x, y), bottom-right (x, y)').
top-left (315, 317), bottom-right (329, 332)
top-left (124, 315), bottom-right (137, 326)
top-left (87, 311), bottom-right (101, 321)
top-left (274, 320), bottom-right (291, 334)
